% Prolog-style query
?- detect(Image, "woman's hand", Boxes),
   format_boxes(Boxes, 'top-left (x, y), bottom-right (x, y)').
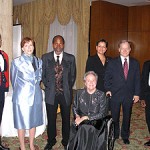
top-left (75, 115), bottom-right (89, 126)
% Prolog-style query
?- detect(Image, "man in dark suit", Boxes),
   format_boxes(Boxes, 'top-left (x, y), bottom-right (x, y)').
top-left (42, 35), bottom-right (76, 150)
top-left (0, 34), bottom-right (10, 150)
top-left (140, 60), bottom-right (150, 147)
top-left (104, 40), bottom-right (140, 144)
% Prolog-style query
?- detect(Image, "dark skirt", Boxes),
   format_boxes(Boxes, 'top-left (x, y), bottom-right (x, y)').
top-left (68, 119), bottom-right (107, 150)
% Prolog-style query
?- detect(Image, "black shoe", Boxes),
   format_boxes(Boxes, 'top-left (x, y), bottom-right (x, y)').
top-left (44, 143), bottom-right (52, 150)
top-left (144, 140), bottom-right (150, 146)
top-left (0, 144), bottom-right (10, 150)
top-left (123, 139), bottom-right (130, 144)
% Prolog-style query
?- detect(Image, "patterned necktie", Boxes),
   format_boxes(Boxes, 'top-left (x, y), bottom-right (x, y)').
top-left (124, 58), bottom-right (128, 80)
top-left (55, 55), bottom-right (63, 95)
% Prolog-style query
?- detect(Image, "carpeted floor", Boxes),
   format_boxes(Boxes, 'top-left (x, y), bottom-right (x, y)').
top-left (1, 102), bottom-right (150, 150)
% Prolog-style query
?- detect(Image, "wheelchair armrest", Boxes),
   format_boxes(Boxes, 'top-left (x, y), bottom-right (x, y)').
top-left (103, 115), bottom-right (112, 121)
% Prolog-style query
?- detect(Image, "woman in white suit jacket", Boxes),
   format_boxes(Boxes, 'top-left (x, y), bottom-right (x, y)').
top-left (10, 37), bottom-right (43, 150)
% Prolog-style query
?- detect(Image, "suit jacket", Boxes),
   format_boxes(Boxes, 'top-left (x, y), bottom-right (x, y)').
top-left (42, 51), bottom-right (76, 105)
top-left (104, 56), bottom-right (140, 101)
top-left (140, 60), bottom-right (150, 100)
top-left (10, 55), bottom-right (43, 106)
top-left (0, 50), bottom-right (9, 92)
top-left (85, 54), bottom-right (111, 92)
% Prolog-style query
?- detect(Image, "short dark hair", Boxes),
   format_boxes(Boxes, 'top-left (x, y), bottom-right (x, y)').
top-left (96, 39), bottom-right (108, 47)
top-left (52, 35), bottom-right (65, 44)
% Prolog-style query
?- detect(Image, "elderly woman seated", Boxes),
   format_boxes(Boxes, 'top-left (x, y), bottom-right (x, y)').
top-left (68, 71), bottom-right (108, 150)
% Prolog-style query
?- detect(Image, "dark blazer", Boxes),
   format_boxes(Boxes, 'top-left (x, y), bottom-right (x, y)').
top-left (85, 54), bottom-right (111, 92)
top-left (141, 60), bottom-right (150, 100)
top-left (104, 56), bottom-right (140, 100)
top-left (42, 51), bottom-right (76, 105)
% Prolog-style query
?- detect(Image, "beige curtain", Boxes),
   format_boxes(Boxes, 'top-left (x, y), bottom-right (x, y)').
top-left (13, 0), bottom-right (90, 88)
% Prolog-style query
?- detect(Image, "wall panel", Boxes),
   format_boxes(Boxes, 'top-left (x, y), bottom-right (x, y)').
top-left (90, 1), bottom-right (101, 55)
top-left (128, 7), bottom-right (142, 31)
top-left (141, 6), bottom-right (150, 31)
top-left (90, 1), bottom-right (150, 71)
top-left (128, 6), bottom-right (150, 70)
top-left (90, 1), bottom-right (128, 57)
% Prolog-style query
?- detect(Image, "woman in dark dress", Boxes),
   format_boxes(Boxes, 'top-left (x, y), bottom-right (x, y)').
top-left (86, 39), bottom-right (111, 92)
top-left (68, 71), bottom-right (108, 150)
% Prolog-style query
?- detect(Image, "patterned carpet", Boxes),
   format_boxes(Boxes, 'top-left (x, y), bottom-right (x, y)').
top-left (1, 102), bottom-right (150, 150)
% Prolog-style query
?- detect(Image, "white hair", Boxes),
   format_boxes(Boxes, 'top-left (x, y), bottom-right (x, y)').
top-left (83, 71), bottom-right (98, 82)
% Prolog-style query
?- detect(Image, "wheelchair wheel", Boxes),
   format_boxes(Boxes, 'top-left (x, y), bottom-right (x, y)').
top-left (106, 118), bottom-right (115, 150)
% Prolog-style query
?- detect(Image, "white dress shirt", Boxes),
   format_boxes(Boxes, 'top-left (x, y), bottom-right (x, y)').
top-left (0, 54), bottom-right (4, 71)
top-left (54, 52), bottom-right (63, 64)
top-left (120, 55), bottom-right (129, 69)
top-left (148, 72), bottom-right (150, 86)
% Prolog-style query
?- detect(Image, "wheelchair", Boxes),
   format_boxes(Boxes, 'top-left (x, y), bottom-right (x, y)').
top-left (67, 115), bottom-right (115, 150)
top-left (105, 115), bottom-right (115, 150)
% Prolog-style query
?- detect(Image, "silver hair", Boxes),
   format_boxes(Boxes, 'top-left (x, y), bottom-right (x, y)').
top-left (118, 40), bottom-right (131, 48)
top-left (83, 71), bottom-right (98, 82)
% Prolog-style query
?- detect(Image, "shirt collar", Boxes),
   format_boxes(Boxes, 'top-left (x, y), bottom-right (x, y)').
top-left (54, 52), bottom-right (63, 63)
top-left (120, 56), bottom-right (129, 62)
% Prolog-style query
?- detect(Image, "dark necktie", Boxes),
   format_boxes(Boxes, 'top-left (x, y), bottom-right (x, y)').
top-left (57, 56), bottom-right (60, 65)
top-left (55, 55), bottom-right (63, 95)
top-left (124, 58), bottom-right (128, 80)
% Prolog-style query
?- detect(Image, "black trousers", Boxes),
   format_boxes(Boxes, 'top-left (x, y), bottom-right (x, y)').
top-left (110, 96), bottom-right (133, 139)
top-left (46, 94), bottom-right (71, 147)
top-left (0, 91), bottom-right (5, 126)
top-left (145, 96), bottom-right (150, 133)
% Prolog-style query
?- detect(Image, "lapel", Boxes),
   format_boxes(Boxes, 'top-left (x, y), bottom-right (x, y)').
top-left (127, 57), bottom-right (134, 81)
top-left (20, 55), bottom-right (34, 73)
top-left (48, 52), bottom-right (68, 73)
top-left (47, 51), bottom-right (56, 66)
top-left (61, 52), bottom-right (67, 72)
top-left (95, 54), bottom-right (104, 67)
top-left (117, 56), bottom-right (125, 79)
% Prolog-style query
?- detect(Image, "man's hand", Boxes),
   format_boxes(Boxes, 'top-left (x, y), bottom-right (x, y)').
top-left (106, 91), bottom-right (112, 97)
top-left (133, 95), bottom-right (139, 103)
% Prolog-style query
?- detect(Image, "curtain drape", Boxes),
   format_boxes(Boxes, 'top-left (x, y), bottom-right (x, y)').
top-left (47, 17), bottom-right (77, 57)
top-left (13, 0), bottom-right (90, 88)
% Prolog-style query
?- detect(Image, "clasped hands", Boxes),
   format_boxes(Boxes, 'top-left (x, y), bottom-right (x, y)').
top-left (75, 115), bottom-right (89, 126)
